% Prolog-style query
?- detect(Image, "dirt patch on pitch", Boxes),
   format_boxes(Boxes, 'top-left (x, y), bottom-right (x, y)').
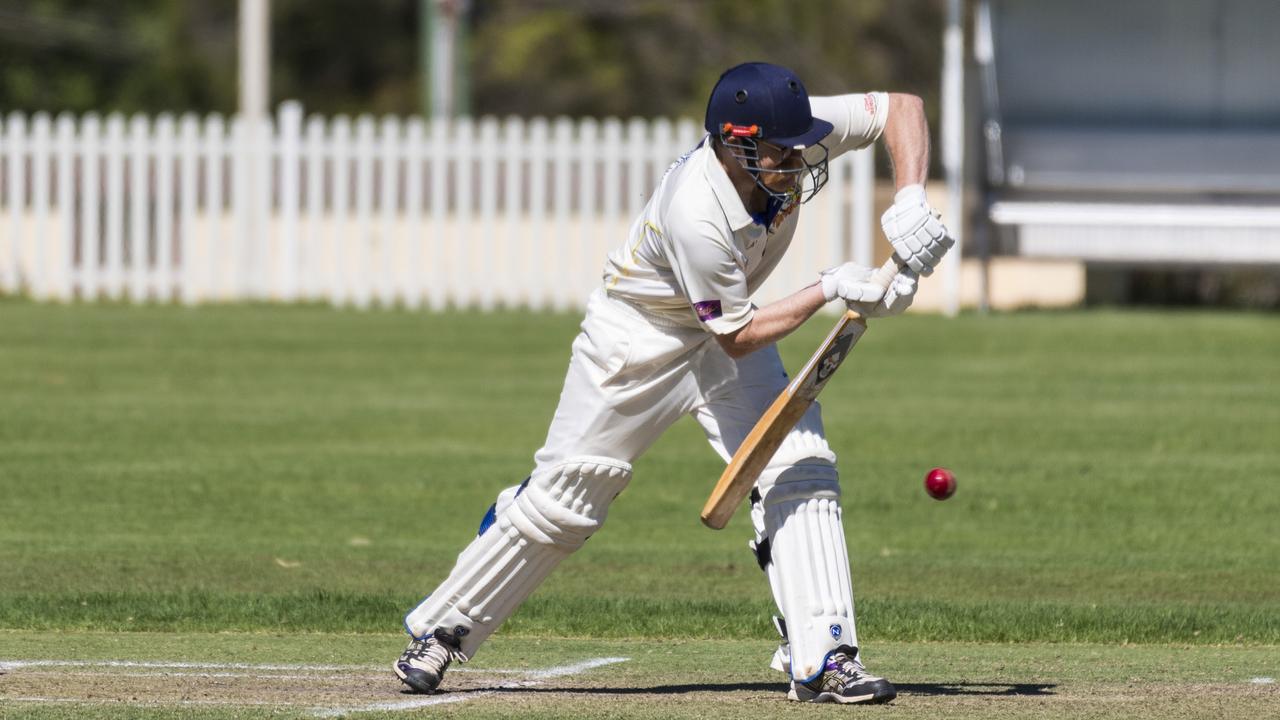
top-left (393, 680), bottom-right (1280, 720)
top-left (0, 663), bottom-right (503, 712)
top-left (2, 663), bottom-right (1276, 719)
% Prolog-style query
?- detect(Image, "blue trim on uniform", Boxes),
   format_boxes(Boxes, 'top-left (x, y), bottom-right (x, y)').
top-left (476, 504), bottom-right (498, 536)
top-left (476, 476), bottom-right (531, 536)
top-left (793, 648), bottom-right (838, 685)
top-left (751, 194), bottom-right (786, 229)
top-left (408, 475), bottom-right (533, 639)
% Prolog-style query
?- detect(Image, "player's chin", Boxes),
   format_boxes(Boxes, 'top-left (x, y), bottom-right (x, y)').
top-left (760, 173), bottom-right (801, 195)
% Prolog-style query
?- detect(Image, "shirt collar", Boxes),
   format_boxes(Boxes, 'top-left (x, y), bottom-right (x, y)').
top-left (701, 139), bottom-right (755, 232)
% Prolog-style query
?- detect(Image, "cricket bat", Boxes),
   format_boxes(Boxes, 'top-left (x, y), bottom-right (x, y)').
top-left (700, 256), bottom-right (903, 530)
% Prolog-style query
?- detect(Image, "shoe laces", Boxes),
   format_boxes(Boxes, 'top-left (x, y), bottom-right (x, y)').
top-left (824, 652), bottom-right (876, 684)
top-left (405, 633), bottom-right (456, 668)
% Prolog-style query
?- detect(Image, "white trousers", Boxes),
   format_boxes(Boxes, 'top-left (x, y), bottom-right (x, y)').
top-left (409, 288), bottom-right (862, 675)
top-left (534, 288), bottom-right (800, 470)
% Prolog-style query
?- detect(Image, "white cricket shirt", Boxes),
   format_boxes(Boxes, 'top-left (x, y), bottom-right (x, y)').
top-left (602, 92), bottom-right (889, 334)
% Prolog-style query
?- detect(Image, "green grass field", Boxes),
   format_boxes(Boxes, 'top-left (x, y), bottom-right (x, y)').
top-left (1, 299), bottom-right (1278, 718)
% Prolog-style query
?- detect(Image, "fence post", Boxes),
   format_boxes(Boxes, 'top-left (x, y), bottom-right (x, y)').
top-left (528, 117), bottom-right (549, 310)
top-left (4, 114), bottom-right (25, 293)
top-left (104, 114), bottom-right (125, 300)
top-left (453, 118), bottom-right (475, 308)
top-left (501, 116), bottom-right (524, 308)
top-left (577, 117), bottom-right (599, 307)
top-left (230, 116), bottom-right (248, 299)
top-left (476, 116), bottom-right (498, 310)
top-left (354, 115), bottom-right (376, 309)
top-left (154, 114), bottom-right (176, 301)
top-left (330, 116), bottom-right (352, 306)
top-left (279, 102), bottom-right (303, 302)
top-left (404, 117), bottom-right (425, 309)
top-left (31, 114), bottom-right (51, 301)
top-left (203, 115), bottom-right (226, 301)
top-left (602, 117), bottom-right (622, 234)
top-left (80, 114), bottom-right (102, 300)
top-left (427, 117), bottom-right (448, 310)
top-left (303, 114), bottom-right (325, 303)
top-left (179, 114), bottom-right (199, 305)
top-left (377, 114), bottom-right (402, 307)
top-left (1, 114), bottom-right (7, 291)
top-left (551, 117), bottom-right (573, 311)
top-left (253, 114), bottom-right (272, 299)
top-left (128, 114), bottom-right (150, 302)
top-left (602, 119), bottom-right (622, 299)
top-left (55, 113), bottom-right (75, 301)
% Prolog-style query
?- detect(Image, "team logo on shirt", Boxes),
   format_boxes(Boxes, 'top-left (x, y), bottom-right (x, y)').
top-left (769, 197), bottom-right (800, 233)
top-left (694, 299), bottom-right (723, 322)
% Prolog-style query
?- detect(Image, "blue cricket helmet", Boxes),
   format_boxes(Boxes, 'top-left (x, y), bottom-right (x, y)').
top-left (704, 62), bottom-right (833, 148)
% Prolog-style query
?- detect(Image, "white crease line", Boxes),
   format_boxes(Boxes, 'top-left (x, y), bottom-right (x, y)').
top-left (0, 658), bottom-right (503, 674)
top-left (0, 655), bottom-right (630, 716)
top-left (0, 659), bottom-right (376, 672)
top-left (525, 656), bottom-right (631, 680)
top-left (1251, 677), bottom-right (1275, 685)
top-left (312, 656), bottom-right (629, 717)
top-left (311, 693), bottom-right (479, 716)
top-left (25, 670), bottom-right (382, 681)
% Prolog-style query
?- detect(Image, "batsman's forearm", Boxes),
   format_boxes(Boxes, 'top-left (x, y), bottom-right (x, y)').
top-left (883, 93), bottom-right (930, 190)
top-left (714, 283), bottom-right (826, 358)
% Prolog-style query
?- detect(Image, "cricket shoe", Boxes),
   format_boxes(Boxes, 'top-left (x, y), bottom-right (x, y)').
top-left (393, 628), bottom-right (462, 693)
top-left (787, 648), bottom-right (897, 704)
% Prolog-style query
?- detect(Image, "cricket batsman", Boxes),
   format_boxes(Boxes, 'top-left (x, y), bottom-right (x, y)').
top-left (395, 62), bottom-right (953, 704)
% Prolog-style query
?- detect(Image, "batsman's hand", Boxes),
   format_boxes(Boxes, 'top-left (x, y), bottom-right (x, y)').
top-left (881, 184), bottom-right (954, 276)
top-left (849, 269), bottom-right (916, 318)
top-left (819, 262), bottom-right (886, 304)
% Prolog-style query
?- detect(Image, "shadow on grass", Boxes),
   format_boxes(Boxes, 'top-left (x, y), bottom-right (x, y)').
top-left (450, 681), bottom-right (1056, 697)
top-left (898, 683), bottom-right (1056, 696)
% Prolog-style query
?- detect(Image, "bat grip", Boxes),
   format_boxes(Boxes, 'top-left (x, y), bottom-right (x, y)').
top-left (868, 254), bottom-right (907, 290)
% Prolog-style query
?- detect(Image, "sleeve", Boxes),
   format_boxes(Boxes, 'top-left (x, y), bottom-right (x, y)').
top-left (664, 213), bottom-right (754, 335)
top-left (807, 92), bottom-right (890, 162)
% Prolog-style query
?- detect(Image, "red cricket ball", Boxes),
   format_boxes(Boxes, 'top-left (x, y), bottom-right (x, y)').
top-left (924, 467), bottom-right (957, 500)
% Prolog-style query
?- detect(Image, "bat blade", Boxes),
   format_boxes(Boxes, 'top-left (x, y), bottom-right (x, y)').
top-left (700, 310), bottom-right (869, 529)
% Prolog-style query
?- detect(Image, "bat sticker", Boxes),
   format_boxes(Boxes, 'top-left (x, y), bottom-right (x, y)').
top-left (814, 333), bottom-right (856, 384)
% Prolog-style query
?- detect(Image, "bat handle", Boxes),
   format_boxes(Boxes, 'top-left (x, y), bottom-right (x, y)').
top-left (868, 254), bottom-right (907, 290)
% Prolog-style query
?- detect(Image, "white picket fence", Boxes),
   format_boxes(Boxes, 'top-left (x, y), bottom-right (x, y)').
top-left (0, 102), bottom-right (875, 310)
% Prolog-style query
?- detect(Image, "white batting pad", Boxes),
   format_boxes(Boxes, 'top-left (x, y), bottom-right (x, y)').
top-left (404, 456), bottom-right (632, 659)
top-left (750, 429), bottom-right (858, 682)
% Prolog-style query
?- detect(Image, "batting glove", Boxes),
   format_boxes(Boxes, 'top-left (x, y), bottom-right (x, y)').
top-left (849, 269), bottom-right (917, 318)
top-left (819, 262), bottom-right (886, 304)
top-left (880, 184), bottom-right (954, 276)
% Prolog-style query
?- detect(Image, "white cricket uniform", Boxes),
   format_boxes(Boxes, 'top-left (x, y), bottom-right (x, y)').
top-left (406, 92), bottom-right (889, 681)
top-left (535, 92), bottom-right (888, 469)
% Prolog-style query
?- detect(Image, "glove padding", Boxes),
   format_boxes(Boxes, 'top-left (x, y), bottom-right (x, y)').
top-left (849, 269), bottom-right (916, 318)
top-left (819, 262), bottom-right (886, 304)
top-left (880, 184), bottom-right (954, 276)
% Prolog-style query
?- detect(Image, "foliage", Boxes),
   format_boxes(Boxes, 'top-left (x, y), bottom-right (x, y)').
top-left (0, 0), bottom-right (943, 119)
top-left (472, 0), bottom-right (943, 121)
top-left (0, 0), bottom-right (236, 114)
